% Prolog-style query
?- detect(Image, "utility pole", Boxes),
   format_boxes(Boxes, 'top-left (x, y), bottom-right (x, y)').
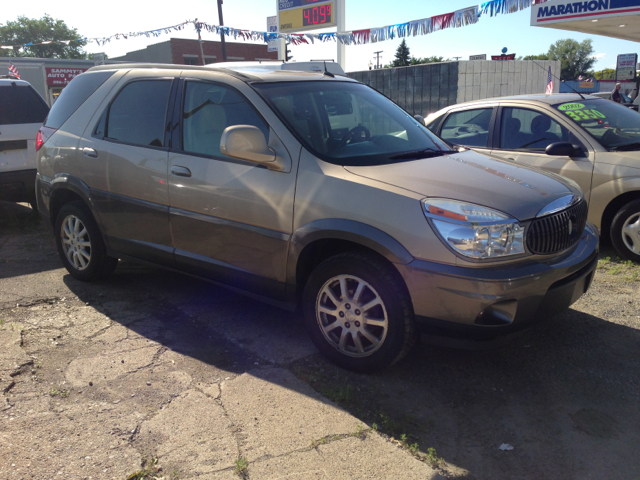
top-left (196, 19), bottom-right (206, 66)
top-left (373, 51), bottom-right (383, 69)
top-left (217, 0), bottom-right (228, 62)
top-left (452, 56), bottom-right (461, 61)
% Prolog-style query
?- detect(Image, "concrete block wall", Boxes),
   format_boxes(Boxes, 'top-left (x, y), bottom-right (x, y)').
top-left (348, 62), bottom-right (459, 117)
top-left (456, 60), bottom-right (560, 105)
top-left (348, 60), bottom-right (561, 117)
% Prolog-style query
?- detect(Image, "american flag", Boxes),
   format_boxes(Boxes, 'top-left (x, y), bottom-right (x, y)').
top-left (545, 66), bottom-right (553, 95)
top-left (8, 62), bottom-right (20, 79)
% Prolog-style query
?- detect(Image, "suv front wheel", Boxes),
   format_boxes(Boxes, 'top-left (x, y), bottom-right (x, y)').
top-left (302, 252), bottom-right (416, 372)
top-left (611, 199), bottom-right (640, 262)
top-left (54, 201), bottom-right (118, 281)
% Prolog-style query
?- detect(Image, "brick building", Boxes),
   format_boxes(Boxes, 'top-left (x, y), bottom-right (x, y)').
top-left (112, 38), bottom-right (277, 65)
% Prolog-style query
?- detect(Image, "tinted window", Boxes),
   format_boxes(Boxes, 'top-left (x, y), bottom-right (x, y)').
top-left (0, 84), bottom-right (49, 125)
top-left (182, 81), bottom-right (268, 158)
top-left (44, 71), bottom-right (114, 129)
top-left (440, 108), bottom-right (492, 147)
top-left (499, 108), bottom-right (573, 150)
top-left (107, 80), bottom-right (172, 148)
top-left (253, 81), bottom-right (450, 166)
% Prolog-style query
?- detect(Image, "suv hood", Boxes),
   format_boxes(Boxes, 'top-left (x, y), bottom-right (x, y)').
top-left (345, 150), bottom-right (581, 221)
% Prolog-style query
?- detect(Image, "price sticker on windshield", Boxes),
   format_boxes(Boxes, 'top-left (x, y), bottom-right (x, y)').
top-left (558, 103), bottom-right (606, 122)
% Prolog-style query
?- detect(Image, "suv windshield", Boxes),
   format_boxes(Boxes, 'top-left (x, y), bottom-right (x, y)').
top-left (252, 81), bottom-right (451, 166)
top-left (553, 98), bottom-right (640, 151)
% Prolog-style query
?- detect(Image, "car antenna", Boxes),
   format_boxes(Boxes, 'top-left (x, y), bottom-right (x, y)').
top-left (532, 61), bottom-right (585, 99)
top-left (323, 61), bottom-right (335, 78)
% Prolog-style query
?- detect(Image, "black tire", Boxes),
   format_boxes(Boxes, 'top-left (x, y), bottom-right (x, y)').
top-left (302, 252), bottom-right (416, 372)
top-left (611, 199), bottom-right (640, 262)
top-left (54, 201), bottom-right (118, 281)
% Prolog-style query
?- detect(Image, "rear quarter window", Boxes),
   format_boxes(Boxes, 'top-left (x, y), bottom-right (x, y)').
top-left (44, 71), bottom-right (114, 130)
top-left (0, 84), bottom-right (49, 125)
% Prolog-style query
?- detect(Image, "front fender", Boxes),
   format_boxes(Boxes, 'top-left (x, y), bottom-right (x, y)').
top-left (287, 218), bottom-right (414, 286)
top-left (588, 176), bottom-right (640, 229)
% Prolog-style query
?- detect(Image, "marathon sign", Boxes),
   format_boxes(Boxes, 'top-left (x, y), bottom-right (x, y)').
top-left (45, 68), bottom-right (88, 86)
top-left (532, 0), bottom-right (640, 25)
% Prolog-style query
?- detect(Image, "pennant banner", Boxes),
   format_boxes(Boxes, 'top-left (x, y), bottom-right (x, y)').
top-left (0, 0), bottom-right (549, 52)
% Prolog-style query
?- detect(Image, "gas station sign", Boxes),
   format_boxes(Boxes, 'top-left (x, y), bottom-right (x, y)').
top-left (278, 0), bottom-right (336, 32)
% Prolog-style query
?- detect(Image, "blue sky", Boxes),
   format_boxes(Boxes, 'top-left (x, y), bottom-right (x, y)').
top-left (2, 0), bottom-right (638, 72)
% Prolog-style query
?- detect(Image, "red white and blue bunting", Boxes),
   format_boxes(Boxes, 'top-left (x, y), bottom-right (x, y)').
top-left (0, 0), bottom-right (548, 51)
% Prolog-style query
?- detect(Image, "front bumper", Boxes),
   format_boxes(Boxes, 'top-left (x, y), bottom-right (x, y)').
top-left (397, 223), bottom-right (599, 339)
top-left (0, 169), bottom-right (36, 203)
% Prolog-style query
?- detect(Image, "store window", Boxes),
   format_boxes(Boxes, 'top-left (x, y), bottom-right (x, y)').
top-left (183, 55), bottom-right (199, 65)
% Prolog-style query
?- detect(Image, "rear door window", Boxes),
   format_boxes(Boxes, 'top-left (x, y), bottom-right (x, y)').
top-left (106, 80), bottom-right (172, 148)
top-left (0, 84), bottom-right (49, 125)
top-left (440, 108), bottom-right (493, 147)
top-left (44, 71), bottom-right (114, 129)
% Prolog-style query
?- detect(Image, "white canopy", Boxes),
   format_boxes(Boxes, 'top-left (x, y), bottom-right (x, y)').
top-left (531, 0), bottom-right (640, 42)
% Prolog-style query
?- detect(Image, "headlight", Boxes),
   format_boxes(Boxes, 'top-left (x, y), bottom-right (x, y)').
top-left (422, 199), bottom-right (525, 259)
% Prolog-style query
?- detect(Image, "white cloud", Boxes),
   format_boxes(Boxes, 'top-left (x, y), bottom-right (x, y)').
top-left (591, 53), bottom-right (607, 59)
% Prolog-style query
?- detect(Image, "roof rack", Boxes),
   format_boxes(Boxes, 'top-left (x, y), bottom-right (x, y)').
top-left (88, 63), bottom-right (260, 82)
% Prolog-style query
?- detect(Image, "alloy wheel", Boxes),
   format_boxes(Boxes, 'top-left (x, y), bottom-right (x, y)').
top-left (60, 215), bottom-right (92, 271)
top-left (316, 274), bottom-right (389, 358)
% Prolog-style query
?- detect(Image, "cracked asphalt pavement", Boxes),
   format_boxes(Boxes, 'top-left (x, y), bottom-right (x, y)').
top-left (1, 201), bottom-right (639, 479)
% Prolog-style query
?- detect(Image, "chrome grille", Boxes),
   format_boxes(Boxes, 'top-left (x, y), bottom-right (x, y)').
top-left (527, 199), bottom-right (588, 255)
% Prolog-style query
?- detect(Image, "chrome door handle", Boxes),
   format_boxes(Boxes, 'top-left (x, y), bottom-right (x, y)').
top-left (82, 147), bottom-right (98, 158)
top-left (171, 166), bottom-right (192, 177)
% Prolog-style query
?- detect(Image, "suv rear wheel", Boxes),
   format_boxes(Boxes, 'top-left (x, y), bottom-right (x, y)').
top-left (54, 201), bottom-right (118, 281)
top-left (302, 252), bottom-right (416, 372)
top-left (611, 199), bottom-right (640, 262)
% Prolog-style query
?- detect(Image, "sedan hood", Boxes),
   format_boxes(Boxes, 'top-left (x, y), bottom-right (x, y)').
top-left (345, 150), bottom-right (581, 221)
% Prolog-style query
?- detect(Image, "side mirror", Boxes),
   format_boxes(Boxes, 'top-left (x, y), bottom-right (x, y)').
top-left (545, 142), bottom-right (585, 158)
top-left (220, 125), bottom-right (279, 167)
top-left (414, 115), bottom-right (425, 126)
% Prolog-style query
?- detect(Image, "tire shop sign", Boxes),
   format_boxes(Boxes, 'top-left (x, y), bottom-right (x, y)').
top-left (45, 68), bottom-right (88, 86)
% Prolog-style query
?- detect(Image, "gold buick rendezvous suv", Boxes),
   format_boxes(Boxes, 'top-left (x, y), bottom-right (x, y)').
top-left (36, 64), bottom-right (598, 371)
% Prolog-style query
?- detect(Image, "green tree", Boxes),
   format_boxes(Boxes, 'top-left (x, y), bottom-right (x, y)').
top-left (594, 68), bottom-right (615, 80)
top-left (391, 39), bottom-right (411, 67)
top-left (546, 39), bottom-right (595, 80)
top-left (0, 15), bottom-right (87, 59)
top-left (410, 55), bottom-right (449, 65)
top-left (522, 54), bottom-right (550, 60)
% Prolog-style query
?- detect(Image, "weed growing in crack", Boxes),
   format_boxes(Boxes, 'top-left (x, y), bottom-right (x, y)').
top-left (234, 457), bottom-right (248, 476)
top-left (126, 457), bottom-right (162, 479)
top-left (49, 387), bottom-right (69, 398)
top-left (426, 447), bottom-right (442, 466)
top-left (352, 424), bottom-right (367, 439)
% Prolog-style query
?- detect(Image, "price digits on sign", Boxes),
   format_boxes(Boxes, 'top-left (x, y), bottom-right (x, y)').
top-left (303, 3), bottom-right (332, 26)
top-left (563, 109), bottom-right (606, 121)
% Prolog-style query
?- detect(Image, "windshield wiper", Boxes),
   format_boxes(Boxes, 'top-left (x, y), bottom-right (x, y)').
top-left (609, 142), bottom-right (640, 152)
top-left (389, 148), bottom-right (455, 160)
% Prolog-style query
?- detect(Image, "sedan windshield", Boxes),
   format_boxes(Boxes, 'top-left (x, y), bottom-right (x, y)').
top-left (252, 81), bottom-right (452, 166)
top-left (553, 98), bottom-right (640, 151)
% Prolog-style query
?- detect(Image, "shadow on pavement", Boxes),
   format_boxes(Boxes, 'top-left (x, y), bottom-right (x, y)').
top-left (0, 201), bottom-right (61, 279)
top-left (45, 240), bottom-right (640, 479)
